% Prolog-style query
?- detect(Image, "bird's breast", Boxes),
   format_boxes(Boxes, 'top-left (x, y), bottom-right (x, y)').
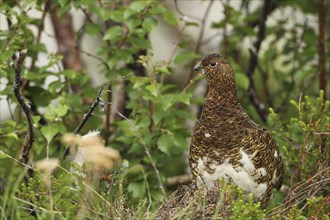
top-left (191, 148), bottom-right (268, 200)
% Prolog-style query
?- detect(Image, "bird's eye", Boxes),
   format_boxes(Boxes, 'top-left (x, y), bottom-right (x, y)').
top-left (210, 62), bottom-right (217, 67)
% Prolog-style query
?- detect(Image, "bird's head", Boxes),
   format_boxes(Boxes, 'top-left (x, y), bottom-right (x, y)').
top-left (193, 53), bottom-right (236, 91)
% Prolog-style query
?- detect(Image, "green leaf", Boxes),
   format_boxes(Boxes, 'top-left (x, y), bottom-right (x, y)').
top-left (131, 37), bottom-right (151, 49)
top-left (137, 115), bottom-right (150, 128)
top-left (28, 86), bottom-right (54, 107)
top-left (54, 122), bottom-right (67, 134)
top-left (128, 182), bottom-right (146, 198)
top-left (0, 68), bottom-right (7, 77)
top-left (116, 121), bottom-right (135, 137)
top-left (2, 120), bottom-right (16, 128)
top-left (41, 125), bottom-right (59, 144)
top-left (103, 26), bottom-right (122, 41)
top-left (48, 81), bottom-right (62, 94)
top-left (149, 5), bottom-right (166, 15)
top-left (86, 23), bottom-right (100, 36)
top-left (55, 104), bottom-right (68, 117)
top-left (90, 6), bottom-right (106, 19)
top-left (174, 51), bottom-right (199, 64)
top-left (6, 132), bottom-right (18, 140)
top-left (162, 9), bottom-right (177, 25)
top-left (61, 69), bottom-right (77, 79)
top-left (129, 1), bottom-right (146, 12)
top-left (173, 131), bottom-right (188, 150)
top-left (29, 43), bottom-right (47, 56)
top-left (127, 18), bottom-right (142, 32)
top-left (161, 94), bottom-right (174, 110)
top-left (124, 1), bottom-right (146, 19)
top-left (132, 76), bottom-right (150, 89)
top-left (128, 142), bottom-right (144, 154)
top-left (108, 10), bottom-right (124, 22)
top-left (127, 164), bottom-right (145, 175)
top-left (155, 66), bottom-right (171, 75)
top-left (175, 110), bottom-right (196, 121)
top-left (32, 116), bottom-right (41, 124)
top-left (143, 17), bottom-right (158, 32)
top-left (235, 73), bottom-right (249, 90)
top-left (174, 93), bottom-right (192, 105)
top-left (157, 134), bottom-right (172, 156)
top-left (146, 84), bottom-right (158, 97)
top-left (152, 109), bottom-right (168, 125)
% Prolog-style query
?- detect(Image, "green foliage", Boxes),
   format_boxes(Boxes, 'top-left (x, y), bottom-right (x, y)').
top-left (230, 190), bottom-right (265, 220)
top-left (269, 91), bottom-right (329, 185)
top-left (267, 91), bottom-right (329, 218)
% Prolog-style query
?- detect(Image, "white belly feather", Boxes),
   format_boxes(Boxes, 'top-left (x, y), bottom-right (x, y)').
top-left (192, 148), bottom-right (268, 199)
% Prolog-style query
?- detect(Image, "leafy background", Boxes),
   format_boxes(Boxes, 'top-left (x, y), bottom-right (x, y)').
top-left (0, 0), bottom-right (329, 219)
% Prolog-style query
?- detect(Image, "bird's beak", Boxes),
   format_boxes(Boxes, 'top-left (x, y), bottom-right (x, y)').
top-left (193, 62), bottom-right (203, 72)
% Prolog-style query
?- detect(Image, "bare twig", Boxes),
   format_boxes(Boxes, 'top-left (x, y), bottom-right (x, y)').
top-left (246, 0), bottom-right (274, 122)
top-left (267, 167), bottom-right (330, 216)
top-left (12, 49), bottom-right (35, 171)
top-left (183, 0), bottom-right (214, 88)
top-left (43, 30), bottom-right (110, 70)
top-left (63, 85), bottom-right (105, 158)
top-left (194, 0), bottom-right (214, 54)
top-left (72, 87), bottom-right (105, 135)
top-left (167, 25), bottom-right (186, 66)
top-left (29, 0), bottom-right (51, 70)
top-left (68, 74), bottom-right (132, 149)
top-left (167, 174), bottom-right (193, 187)
top-left (0, 151), bottom-right (35, 171)
top-left (180, 74), bottom-right (203, 93)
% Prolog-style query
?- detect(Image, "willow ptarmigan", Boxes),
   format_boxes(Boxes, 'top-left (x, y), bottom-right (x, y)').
top-left (189, 53), bottom-right (284, 208)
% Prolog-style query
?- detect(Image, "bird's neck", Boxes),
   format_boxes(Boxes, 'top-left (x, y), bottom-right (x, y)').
top-left (205, 87), bottom-right (239, 107)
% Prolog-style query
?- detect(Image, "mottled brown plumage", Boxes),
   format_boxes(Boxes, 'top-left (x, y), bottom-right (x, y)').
top-left (189, 53), bottom-right (284, 208)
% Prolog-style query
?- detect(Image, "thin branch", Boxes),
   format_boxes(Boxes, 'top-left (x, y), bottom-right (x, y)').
top-left (167, 174), bottom-right (193, 187)
top-left (167, 25), bottom-right (186, 66)
top-left (29, 0), bottom-right (51, 70)
top-left (183, 0), bottom-right (214, 88)
top-left (72, 87), bottom-right (105, 135)
top-left (68, 73), bottom-right (132, 148)
top-left (63, 86), bottom-right (105, 158)
top-left (0, 150), bottom-right (35, 171)
top-left (194, 0), bottom-right (214, 54)
top-left (246, 0), bottom-right (274, 122)
top-left (180, 74), bottom-right (203, 93)
top-left (43, 30), bottom-right (110, 70)
top-left (267, 167), bottom-right (330, 216)
top-left (12, 49), bottom-right (35, 171)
